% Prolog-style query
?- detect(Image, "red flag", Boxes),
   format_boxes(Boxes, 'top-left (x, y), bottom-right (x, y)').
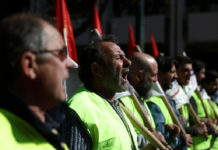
top-left (56, 0), bottom-right (78, 62)
top-left (93, 2), bottom-right (103, 36)
top-left (127, 24), bottom-right (136, 57)
top-left (150, 32), bottom-right (159, 58)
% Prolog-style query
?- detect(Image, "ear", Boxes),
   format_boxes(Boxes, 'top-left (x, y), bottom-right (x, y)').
top-left (136, 70), bottom-right (144, 81)
top-left (90, 62), bottom-right (103, 78)
top-left (20, 51), bottom-right (38, 79)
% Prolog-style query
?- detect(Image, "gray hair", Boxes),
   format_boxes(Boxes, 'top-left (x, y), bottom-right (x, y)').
top-left (0, 14), bottom-right (49, 84)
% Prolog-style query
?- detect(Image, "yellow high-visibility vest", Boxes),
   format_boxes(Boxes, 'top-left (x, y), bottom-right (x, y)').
top-left (68, 86), bottom-right (138, 150)
top-left (0, 108), bottom-right (56, 150)
top-left (146, 96), bottom-right (174, 125)
top-left (192, 91), bottom-right (212, 150)
top-left (120, 95), bottom-right (156, 133)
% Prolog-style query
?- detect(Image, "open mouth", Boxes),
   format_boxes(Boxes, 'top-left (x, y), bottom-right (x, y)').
top-left (62, 80), bottom-right (67, 89)
top-left (121, 68), bottom-right (129, 82)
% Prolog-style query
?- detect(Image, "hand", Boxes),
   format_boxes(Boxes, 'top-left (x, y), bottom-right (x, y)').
top-left (184, 134), bottom-right (193, 147)
top-left (152, 131), bottom-right (172, 150)
top-left (201, 118), bottom-right (216, 129)
top-left (213, 119), bottom-right (217, 125)
top-left (142, 143), bottom-right (156, 150)
top-left (195, 122), bottom-right (207, 135)
top-left (165, 124), bottom-right (181, 138)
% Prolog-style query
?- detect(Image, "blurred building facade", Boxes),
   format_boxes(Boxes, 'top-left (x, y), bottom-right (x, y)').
top-left (1, 0), bottom-right (218, 70)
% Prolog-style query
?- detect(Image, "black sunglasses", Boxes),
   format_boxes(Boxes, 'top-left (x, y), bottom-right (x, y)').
top-left (32, 47), bottom-right (67, 61)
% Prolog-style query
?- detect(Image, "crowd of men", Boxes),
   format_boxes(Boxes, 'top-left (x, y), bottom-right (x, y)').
top-left (0, 13), bottom-right (218, 150)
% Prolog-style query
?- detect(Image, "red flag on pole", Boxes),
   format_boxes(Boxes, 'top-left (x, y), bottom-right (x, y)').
top-left (127, 24), bottom-right (136, 57)
top-left (56, 0), bottom-right (78, 63)
top-left (150, 32), bottom-right (159, 58)
top-left (93, 1), bottom-right (103, 36)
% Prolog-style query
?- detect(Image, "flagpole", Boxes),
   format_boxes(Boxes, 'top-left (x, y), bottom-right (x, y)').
top-left (153, 81), bottom-right (188, 138)
top-left (195, 89), bottom-right (210, 118)
top-left (131, 93), bottom-right (155, 132)
top-left (134, 45), bottom-right (142, 53)
top-left (155, 81), bottom-right (207, 140)
top-left (161, 95), bottom-right (187, 137)
top-left (91, 29), bottom-right (102, 40)
top-left (186, 103), bottom-right (208, 139)
top-left (119, 103), bottom-right (167, 149)
top-left (208, 99), bottom-right (218, 120)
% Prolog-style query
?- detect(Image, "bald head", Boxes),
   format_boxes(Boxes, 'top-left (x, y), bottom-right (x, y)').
top-left (128, 52), bottom-right (157, 78)
top-left (128, 52), bottom-right (158, 98)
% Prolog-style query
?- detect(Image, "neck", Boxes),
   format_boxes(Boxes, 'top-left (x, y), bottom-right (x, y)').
top-left (11, 80), bottom-right (47, 123)
top-left (177, 80), bottom-right (183, 86)
top-left (86, 84), bottom-right (115, 101)
top-left (162, 86), bottom-right (167, 92)
top-left (29, 105), bottom-right (46, 123)
top-left (94, 89), bottom-right (115, 101)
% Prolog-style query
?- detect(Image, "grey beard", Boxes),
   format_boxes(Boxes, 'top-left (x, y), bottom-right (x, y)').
top-left (136, 85), bottom-right (152, 99)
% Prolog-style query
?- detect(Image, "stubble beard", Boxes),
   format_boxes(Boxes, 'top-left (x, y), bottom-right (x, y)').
top-left (136, 81), bottom-right (152, 99)
top-left (103, 72), bottom-right (127, 93)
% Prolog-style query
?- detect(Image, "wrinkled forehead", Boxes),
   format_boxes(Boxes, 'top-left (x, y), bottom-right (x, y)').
top-left (100, 41), bottom-right (124, 56)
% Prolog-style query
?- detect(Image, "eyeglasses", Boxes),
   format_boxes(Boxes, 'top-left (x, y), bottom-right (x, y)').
top-left (32, 47), bottom-right (67, 61)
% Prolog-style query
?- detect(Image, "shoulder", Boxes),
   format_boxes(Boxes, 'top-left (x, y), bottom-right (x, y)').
top-left (67, 86), bottom-right (98, 111)
top-left (68, 86), bottom-right (90, 104)
top-left (146, 101), bottom-right (165, 122)
top-left (120, 96), bottom-right (135, 112)
top-left (146, 101), bottom-right (162, 114)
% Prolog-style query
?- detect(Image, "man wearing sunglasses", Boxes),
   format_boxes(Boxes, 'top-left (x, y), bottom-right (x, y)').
top-left (0, 14), bottom-right (91, 150)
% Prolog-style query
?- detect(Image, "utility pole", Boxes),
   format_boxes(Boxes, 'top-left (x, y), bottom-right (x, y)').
top-left (136, 0), bottom-right (145, 51)
top-left (169, 0), bottom-right (176, 57)
top-left (169, 0), bottom-right (186, 57)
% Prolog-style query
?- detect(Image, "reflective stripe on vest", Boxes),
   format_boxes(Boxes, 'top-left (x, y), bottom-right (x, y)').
top-left (68, 86), bottom-right (138, 150)
top-left (0, 108), bottom-right (55, 150)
